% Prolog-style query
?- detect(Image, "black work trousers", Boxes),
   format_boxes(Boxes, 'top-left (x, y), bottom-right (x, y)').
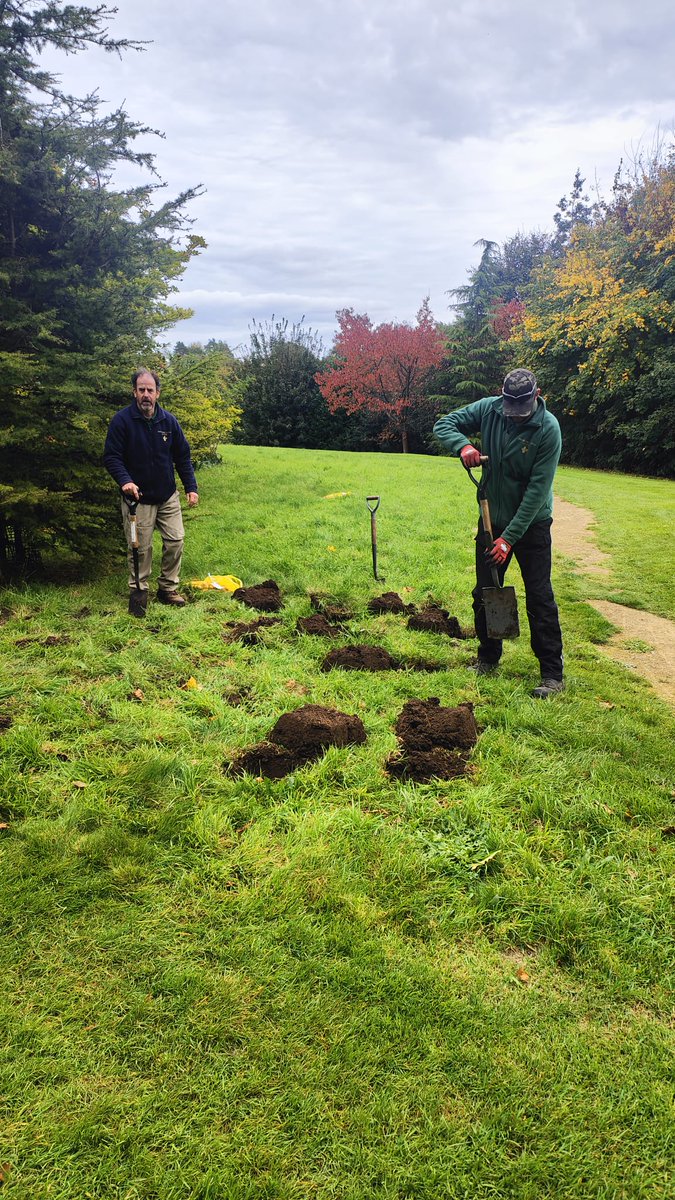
top-left (473, 518), bottom-right (563, 679)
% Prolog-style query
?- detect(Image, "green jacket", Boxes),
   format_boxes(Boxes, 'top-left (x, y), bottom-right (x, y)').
top-left (433, 396), bottom-right (562, 545)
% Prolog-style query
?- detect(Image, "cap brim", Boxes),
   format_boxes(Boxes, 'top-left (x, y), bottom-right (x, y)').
top-left (502, 395), bottom-right (537, 417)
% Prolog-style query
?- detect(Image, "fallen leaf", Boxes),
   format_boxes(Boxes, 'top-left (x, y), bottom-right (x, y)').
top-left (469, 850), bottom-right (500, 871)
top-left (327, 545), bottom-right (336, 552)
top-left (129, 687), bottom-right (145, 702)
top-left (73, 780), bottom-right (87, 789)
top-left (598, 700), bottom-right (615, 709)
top-left (179, 677), bottom-right (201, 690)
top-left (516, 968), bottom-right (530, 983)
top-left (0, 822), bottom-right (9, 831)
top-left (0, 1162), bottom-right (11, 1185)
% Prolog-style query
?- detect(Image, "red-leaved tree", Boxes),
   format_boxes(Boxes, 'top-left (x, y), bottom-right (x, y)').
top-left (490, 297), bottom-right (526, 341)
top-left (316, 298), bottom-right (446, 452)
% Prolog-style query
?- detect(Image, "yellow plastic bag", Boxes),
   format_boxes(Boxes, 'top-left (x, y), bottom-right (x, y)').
top-left (190, 574), bottom-right (243, 591)
top-left (323, 490), bottom-right (352, 499)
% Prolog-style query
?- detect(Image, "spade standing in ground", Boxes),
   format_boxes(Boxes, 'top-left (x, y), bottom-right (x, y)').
top-left (104, 370), bottom-right (199, 616)
top-left (434, 368), bottom-right (564, 699)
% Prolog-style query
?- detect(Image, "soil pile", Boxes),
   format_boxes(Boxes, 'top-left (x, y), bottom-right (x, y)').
top-left (322, 644), bottom-right (400, 672)
top-left (223, 616), bottom-right (281, 645)
top-left (232, 579), bottom-right (283, 612)
top-left (296, 613), bottom-right (342, 637)
top-left (228, 703), bottom-right (367, 779)
top-left (386, 698), bottom-right (478, 782)
top-left (228, 742), bottom-right (298, 780)
top-left (367, 592), bottom-right (416, 615)
top-left (269, 704), bottom-right (367, 754)
top-left (408, 603), bottom-right (466, 638)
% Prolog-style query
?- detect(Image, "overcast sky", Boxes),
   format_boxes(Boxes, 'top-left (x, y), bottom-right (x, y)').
top-left (45, 0), bottom-right (675, 354)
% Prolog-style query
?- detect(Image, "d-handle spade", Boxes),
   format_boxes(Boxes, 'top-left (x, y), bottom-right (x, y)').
top-left (366, 495), bottom-right (385, 582)
top-left (122, 492), bottom-right (142, 593)
top-left (462, 458), bottom-right (520, 640)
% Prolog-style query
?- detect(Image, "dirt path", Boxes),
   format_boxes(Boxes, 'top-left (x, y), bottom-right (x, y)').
top-left (554, 497), bottom-right (675, 707)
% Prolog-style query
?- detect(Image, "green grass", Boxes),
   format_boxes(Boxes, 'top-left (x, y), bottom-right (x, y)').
top-left (554, 464), bottom-right (675, 618)
top-left (1, 445), bottom-right (674, 1199)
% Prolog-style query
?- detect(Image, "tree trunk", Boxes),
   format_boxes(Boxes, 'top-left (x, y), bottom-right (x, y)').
top-left (401, 427), bottom-right (409, 453)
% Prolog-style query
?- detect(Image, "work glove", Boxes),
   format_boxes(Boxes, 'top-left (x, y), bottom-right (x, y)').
top-left (460, 444), bottom-right (482, 468)
top-left (487, 537), bottom-right (512, 566)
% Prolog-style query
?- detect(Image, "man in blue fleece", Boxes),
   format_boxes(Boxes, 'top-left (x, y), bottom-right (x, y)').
top-left (433, 368), bottom-right (564, 698)
top-left (104, 369), bottom-right (198, 616)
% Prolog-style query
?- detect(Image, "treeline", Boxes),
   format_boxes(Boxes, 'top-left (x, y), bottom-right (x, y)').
top-left (219, 150), bottom-right (675, 480)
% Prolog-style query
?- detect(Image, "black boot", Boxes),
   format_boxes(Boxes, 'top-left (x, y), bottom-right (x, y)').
top-left (128, 588), bottom-right (148, 617)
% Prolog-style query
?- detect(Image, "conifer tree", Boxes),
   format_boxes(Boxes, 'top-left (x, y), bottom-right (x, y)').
top-left (0, 1), bottom-right (203, 572)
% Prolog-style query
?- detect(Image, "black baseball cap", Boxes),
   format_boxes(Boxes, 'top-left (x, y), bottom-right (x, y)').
top-left (502, 368), bottom-right (538, 417)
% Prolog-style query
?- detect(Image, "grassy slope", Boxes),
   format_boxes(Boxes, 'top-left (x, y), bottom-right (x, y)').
top-left (554, 464), bottom-right (675, 618)
top-left (1, 445), bottom-right (674, 1200)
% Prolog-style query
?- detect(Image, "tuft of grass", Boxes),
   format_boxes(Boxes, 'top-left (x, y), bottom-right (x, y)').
top-left (1, 445), bottom-right (674, 1199)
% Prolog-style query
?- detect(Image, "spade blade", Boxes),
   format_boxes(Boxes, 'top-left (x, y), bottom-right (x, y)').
top-left (482, 586), bottom-right (520, 640)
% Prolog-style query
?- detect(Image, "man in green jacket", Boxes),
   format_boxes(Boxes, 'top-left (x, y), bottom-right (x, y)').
top-left (433, 368), bottom-right (564, 698)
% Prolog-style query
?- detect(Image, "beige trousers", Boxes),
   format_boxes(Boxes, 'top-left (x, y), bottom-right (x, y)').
top-left (121, 490), bottom-right (185, 593)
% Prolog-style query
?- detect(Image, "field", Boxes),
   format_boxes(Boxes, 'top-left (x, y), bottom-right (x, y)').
top-left (1, 445), bottom-right (674, 1199)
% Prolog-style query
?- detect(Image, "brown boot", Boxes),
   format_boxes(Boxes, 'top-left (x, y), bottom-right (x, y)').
top-left (157, 589), bottom-right (186, 607)
top-left (129, 589), bottom-right (148, 617)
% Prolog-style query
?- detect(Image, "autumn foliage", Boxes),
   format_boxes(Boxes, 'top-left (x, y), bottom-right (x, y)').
top-left (316, 299), bottom-right (446, 452)
top-left (512, 150), bottom-right (675, 475)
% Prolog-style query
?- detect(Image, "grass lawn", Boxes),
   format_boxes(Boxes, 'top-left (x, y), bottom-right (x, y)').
top-left (1, 445), bottom-right (674, 1199)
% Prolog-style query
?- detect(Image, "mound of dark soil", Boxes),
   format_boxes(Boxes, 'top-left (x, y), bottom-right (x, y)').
top-left (386, 698), bottom-right (479, 782)
top-left (395, 698), bottom-right (478, 750)
top-left (0, 713), bottom-right (12, 732)
top-left (309, 593), bottom-right (354, 622)
top-left (223, 616), bottom-right (282, 645)
top-left (296, 613), bottom-right (343, 637)
top-left (407, 604), bottom-right (465, 638)
top-left (228, 703), bottom-right (367, 779)
top-left (232, 579), bottom-right (283, 612)
top-left (386, 747), bottom-right (470, 782)
top-left (321, 644), bottom-right (400, 672)
top-left (367, 592), bottom-right (416, 615)
top-left (229, 741), bottom-right (299, 779)
top-left (269, 703), bottom-right (367, 755)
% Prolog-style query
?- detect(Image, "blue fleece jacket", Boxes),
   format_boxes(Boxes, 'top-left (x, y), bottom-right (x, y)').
top-left (103, 402), bottom-right (197, 506)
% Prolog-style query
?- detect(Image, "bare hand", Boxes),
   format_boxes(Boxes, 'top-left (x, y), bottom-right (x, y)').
top-left (122, 482), bottom-right (140, 501)
top-left (186, 492), bottom-right (199, 508)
